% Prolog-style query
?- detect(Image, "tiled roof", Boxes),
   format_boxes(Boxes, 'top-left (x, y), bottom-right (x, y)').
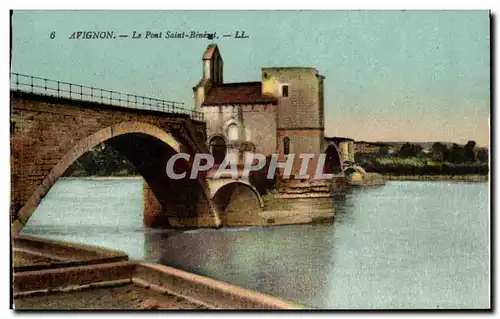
top-left (203, 44), bottom-right (217, 60)
top-left (202, 82), bottom-right (277, 106)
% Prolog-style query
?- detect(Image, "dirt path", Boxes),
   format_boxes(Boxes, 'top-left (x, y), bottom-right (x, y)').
top-left (14, 284), bottom-right (209, 310)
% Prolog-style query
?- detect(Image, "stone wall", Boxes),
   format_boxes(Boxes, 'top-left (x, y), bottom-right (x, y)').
top-left (262, 67), bottom-right (322, 129)
top-left (203, 103), bottom-right (277, 156)
top-left (10, 92), bottom-right (216, 231)
top-left (277, 130), bottom-right (323, 177)
top-left (262, 68), bottom-right (325, 175)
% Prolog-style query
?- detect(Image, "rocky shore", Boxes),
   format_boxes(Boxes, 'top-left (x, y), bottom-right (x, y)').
top-left (347, 172), bottom-right (387, 187)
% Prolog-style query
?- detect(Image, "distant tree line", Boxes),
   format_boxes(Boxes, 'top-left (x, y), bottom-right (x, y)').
top-left (401, 141), bottom-right (488, 163)
top-left (357, 141), bottom-right (489, 176)
top-left (63, 143), bottom-right (138, 177)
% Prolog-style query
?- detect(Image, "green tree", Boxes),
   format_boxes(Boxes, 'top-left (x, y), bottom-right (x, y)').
top-left (377, 145), bottom-right (389, 156)
top-left (476, 148), bottom-right (489, 163)
top-left (430, 142), bottom-right (448, 161)
top-left (64, 143), bottom-right (138, 177)
top-left (399, 143), bottom-right (423, 157)
top-left (446, 143), bottom-right (464, 163)
top-left (463, 140), bottom-right (476, 163)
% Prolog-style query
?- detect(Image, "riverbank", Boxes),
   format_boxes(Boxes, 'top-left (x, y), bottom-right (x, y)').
top-left (13, 235), bottom-right (304, 310)
top-left (61, 176), bottom-right (142, 181)
top-left (382, 174), bottom-right (488, 182)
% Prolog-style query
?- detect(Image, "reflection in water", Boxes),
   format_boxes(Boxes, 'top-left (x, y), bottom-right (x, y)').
top-left (22, 179), bottom-right (489, 309)
top-left (144, 225), bottom-right (335, 306)
top-left (331, 192), bottom-right (357, 225)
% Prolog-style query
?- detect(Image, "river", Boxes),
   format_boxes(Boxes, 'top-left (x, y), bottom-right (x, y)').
top-left (21, 179), bottom-right (490, 309)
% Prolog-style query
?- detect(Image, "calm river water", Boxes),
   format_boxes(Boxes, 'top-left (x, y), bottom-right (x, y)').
top-left (22, 179), bottom-right (490, 309)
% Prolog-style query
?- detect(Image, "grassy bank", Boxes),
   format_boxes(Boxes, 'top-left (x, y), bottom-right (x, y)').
top-left (382, 174), bottom-right (488, 182)
top-left (361, 156), bottom-right (489, 177)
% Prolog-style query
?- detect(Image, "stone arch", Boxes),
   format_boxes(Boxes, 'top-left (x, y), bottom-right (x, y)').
top-left (344, 164), bottom-right (366, 176)
top-left (12, 121), bottom-right (220, 233)
top-left (324, 144), bottom-right (343, 174)
top-left (343, 164), bottom-right (368, 186)
top-left (344, 167), bottom-right (357, 176)
top-left (209, 180), bottom-right (265, 227)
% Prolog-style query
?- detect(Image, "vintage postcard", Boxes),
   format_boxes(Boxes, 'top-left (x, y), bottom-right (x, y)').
top-left (9, 10), bottom-right (490, 310)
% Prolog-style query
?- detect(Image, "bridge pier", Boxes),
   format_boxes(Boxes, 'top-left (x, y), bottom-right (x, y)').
top-left (142, 181), bottom-right (221, 229)
top-left (143, 182), bottom-right (168, 228)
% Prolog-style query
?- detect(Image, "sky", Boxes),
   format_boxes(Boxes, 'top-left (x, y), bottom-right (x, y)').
top-left (10, 10), bottom-right (490, 146)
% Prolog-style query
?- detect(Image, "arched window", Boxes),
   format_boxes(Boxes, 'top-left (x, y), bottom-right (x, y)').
top-left (283, 137), bottom-right (290, 155)
top-left (281, 84), bottom-right (289, 97)
top-left (227, 124), bottom-right (239, 142)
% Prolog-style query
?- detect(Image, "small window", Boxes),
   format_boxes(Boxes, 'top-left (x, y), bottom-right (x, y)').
top-left (282, 85), bottom-right (289, 97)
top-left (227, 124), bottom-right (239, 141)
top-left (283, 137), bottom-right (290, 155)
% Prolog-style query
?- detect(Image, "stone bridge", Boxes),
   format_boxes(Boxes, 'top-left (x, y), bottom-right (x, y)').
top-left (10, 74), bottom-right (231, 233)
top-left (208, 179), bottom-right (265, 227)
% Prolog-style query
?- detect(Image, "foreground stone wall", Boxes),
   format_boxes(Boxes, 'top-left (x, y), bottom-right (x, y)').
top-left (13, 235), bottom-right (304, 309)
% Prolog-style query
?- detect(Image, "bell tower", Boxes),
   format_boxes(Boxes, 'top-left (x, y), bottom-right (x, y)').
top-left (193, 44), bottom-right (224, 111)
top-left (202, 44), bottom-right (223, 85)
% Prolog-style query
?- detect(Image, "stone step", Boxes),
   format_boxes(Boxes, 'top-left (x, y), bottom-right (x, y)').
top-left (284, 188), bottom-right (311, 194)
top-left (277, 193), bottom-right (332, 199)
top-left (311, 186), bottom-right (330, 192)
top-left (14, 261), bottom-right (135, 294)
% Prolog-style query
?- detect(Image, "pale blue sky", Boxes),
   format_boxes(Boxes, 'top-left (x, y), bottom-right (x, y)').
top-left (11, 10), bottom-right (490, 146)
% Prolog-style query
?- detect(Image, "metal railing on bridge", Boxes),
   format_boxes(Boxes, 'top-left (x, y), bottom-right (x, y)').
top-left (10, 73), bottom-right (204, 121)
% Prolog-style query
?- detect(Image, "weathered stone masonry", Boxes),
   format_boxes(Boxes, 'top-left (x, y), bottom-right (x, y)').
top-left (194, 44), bottom-right (336, 187)
top-left (10, 92), bottom-right (219, 232)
